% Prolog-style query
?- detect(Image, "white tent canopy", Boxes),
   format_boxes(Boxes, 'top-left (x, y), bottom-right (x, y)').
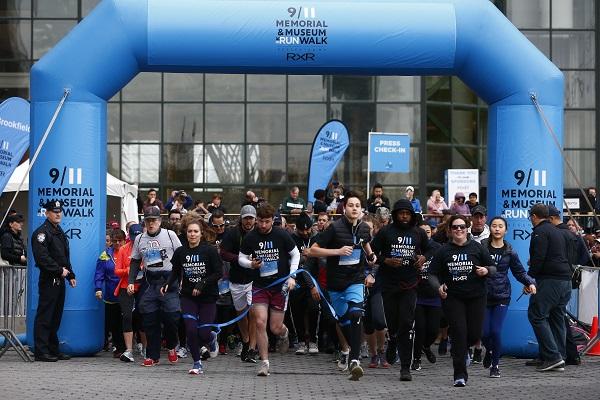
top-left (5, 160), bottom-right (139, 229)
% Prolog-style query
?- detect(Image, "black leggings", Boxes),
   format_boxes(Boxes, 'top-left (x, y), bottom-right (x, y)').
top-left (442, 294), bottom-right (486, 381)
top-left (382, 289), bottom-right (417, 368)
top-left (289, 288), bottom-right (320, 343)
top-left (363, 288), bottom-right (387, 335)
top-left (413, 303), bottom-right (441, 359)
top-left (105, 302), bottom-right (125, 353)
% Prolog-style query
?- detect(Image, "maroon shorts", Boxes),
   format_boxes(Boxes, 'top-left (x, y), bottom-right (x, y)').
top-left (252, 287), bottom-right (288, 312)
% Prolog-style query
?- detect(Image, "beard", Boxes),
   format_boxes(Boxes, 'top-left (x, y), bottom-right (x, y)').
top-left (397, 221), bottom-right (410, 229)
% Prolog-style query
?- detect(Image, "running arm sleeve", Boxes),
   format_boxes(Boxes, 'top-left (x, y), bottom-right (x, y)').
top-left (238, 252), bottom-right (253, 268)
top-left (288, 246), bottom-right (300, 274)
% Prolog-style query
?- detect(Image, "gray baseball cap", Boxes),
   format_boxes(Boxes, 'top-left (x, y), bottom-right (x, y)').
top-left (240, 205), bottom-right (257, 218)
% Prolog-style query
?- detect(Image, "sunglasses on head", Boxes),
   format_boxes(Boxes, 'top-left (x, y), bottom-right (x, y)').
top-left (451, 224), bottom-right (467, 230)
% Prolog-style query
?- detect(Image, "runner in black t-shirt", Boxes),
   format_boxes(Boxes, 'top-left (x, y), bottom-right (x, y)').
top-left (162, 219), bottom-right (222, 375)
top-left (371, 199), bottom-right (430, 382)
top-left (310, 191), bottom-right (377, 381)
top-left (428, 215), bottom-right (495, 388)
top-left (238, 203), bottom-right (300, 377)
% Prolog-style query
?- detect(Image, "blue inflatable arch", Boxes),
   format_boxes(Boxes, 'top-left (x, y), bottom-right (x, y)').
top-left (28, 0), bottom-right (563, 355)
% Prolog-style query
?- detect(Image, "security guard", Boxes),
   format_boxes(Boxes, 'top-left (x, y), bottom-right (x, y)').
top-left (32, 200), bottom-right (77, 362)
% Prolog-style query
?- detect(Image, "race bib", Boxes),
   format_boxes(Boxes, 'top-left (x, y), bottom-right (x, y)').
top-left (218, 278), bottom-right (230, 294)
top-left (260, 260), bottom-right (278, 277)
top-left (339, 248), bottom-right (361, 266)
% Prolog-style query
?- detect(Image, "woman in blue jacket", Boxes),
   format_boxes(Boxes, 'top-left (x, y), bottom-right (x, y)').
top-left (481, 217), bottom-right (536, 378)
top-left (94, 229), bottom-right (127, 357)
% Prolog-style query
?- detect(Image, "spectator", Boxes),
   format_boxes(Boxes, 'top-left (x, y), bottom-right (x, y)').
top-left (426, 190), bottom-right (448, 223)
top-left (367, 183), bottom-right (391, 214)
top-left (467, 192), bottom-right (479, 214)
top-left (193, 199), bottom-right (210, 215)
top-left (166, 190), bottom-right (193, 211)
top-left (313, 189), bottom-right (328, 214)
top-left (325, 179), bottom-right (341, 205)
top-left (168, 209), bottom-right (183, 235)
top-left (0, 213), bottom-right (27, 265)
top-left (281, 186), bottom-right (306, 215)
top-left (143, 188), bottom-right (165, 212)
top-left (327, 186), bottom-right (344, 214)
top-left (450, 192), bottom-right (470, 215)
top-left (405, 186), bottom-right (422, 213)
top-left (208, 194), bottom-right (227, 214)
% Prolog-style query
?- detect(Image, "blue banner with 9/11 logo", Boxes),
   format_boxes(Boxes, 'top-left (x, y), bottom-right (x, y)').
top-left (0, 97), bottom-right (30, 193)
top-left (307, 120), bottom-right (349, 203)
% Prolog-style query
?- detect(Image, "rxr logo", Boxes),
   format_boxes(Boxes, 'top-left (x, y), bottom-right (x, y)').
top-left (287, 53), bottom-right (315, 62)
top-left (513, 229), bottom-right (532, 241)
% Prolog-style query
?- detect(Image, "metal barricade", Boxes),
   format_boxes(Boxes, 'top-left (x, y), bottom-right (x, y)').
top-left (0, 264), bottom-right (32, 361)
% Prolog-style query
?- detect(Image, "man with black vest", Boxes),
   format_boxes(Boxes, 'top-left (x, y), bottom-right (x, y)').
top-left (527, 203), bottom-right (572, 372)
top-left (372, 199), bottom-right (429, 381)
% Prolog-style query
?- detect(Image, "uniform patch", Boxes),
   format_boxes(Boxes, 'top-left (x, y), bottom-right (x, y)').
top-left (37, 233), bottom-right (46, 243)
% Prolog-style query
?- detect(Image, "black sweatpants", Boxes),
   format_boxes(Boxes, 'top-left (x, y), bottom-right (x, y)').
top-left (442, 294), bottom-right (486, 381)
top-left (413, 303), bottom-right (442, 360)
top-left (34, 277), bottom-right (65, 356)
top-left (289, 288), bottom-right (320, 343)
top-left (382, 288), bottom-right (417, 369)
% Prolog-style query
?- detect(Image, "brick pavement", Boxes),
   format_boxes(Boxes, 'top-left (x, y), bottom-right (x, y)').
top-left (1, 348), bottom-right (599, 399)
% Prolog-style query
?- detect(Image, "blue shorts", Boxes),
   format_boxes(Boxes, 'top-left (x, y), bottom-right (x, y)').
top-left (328, 284), bottom-right (364, 318)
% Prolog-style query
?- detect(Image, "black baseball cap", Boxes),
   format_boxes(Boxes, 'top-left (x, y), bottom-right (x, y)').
top-left (6, 213), bottom-right (24, 223)
top-left (143, 206), bottom-right (161, 220)
top-left (548, 205), bottom-right (561, 217)
top-left (471, 205), bottom-right (487, 216)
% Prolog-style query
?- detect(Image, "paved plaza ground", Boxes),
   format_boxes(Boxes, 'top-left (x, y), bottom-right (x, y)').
top-left (1, 346), bottom-right (599, 399)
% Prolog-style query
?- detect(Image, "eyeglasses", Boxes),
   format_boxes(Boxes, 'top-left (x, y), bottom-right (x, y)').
top-left (450, 224), bottom-right (467, 230)
top-left (169, 218), bottom-right (181, 222)
top-left (212, 223), bottom-right (225, 228)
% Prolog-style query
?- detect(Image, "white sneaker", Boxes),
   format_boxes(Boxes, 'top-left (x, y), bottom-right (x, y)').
top-left (276, 328), bottom-right (290, 354)
top-left (257, 360), bottom-right (270, 376)
top-left (135, 343), bottom-right (143, 354)
top-left (338, 350), bottom-right (349, 370)
top-left (360, 342), bottom-right (369, 359)
top-left (349, 359), bottom-right (363, 381)
top-left (209, 332), bottom-right (219, 358)
top-left (119, 350), bottom-right (134, 363)
top-left (296, 344), bottom-right (307, 355)
top-left (140, 347), bottom-right (146, 359)
top-left (308, 342), bottom-right (319, 355)
top-left (235, 342), bottom-right (243, 357)
top-left (176, 345), bottom-right (188, 359)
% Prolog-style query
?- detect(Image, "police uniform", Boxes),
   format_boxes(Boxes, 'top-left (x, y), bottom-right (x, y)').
top-left (32, 200), bottom-right (75, 361)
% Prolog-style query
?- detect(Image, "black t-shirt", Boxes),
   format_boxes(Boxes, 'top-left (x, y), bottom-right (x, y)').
top-left (220, 227), bottom-right (259, 284)
top-left (417, 239), bottom-right (442, 298)
top-left (428, 239), bottom-right (494, 299)
top-left (240, 227), bottom-right (296, 288)
top-left (168, 242), bottom-right (223, 302)
top-left (315, 218), bottom-right (372, 292)
top-left (372, 223), bottom-right (431, 292)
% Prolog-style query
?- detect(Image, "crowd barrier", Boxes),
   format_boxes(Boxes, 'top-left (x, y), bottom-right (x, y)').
top-left (0, 264), bottom-right (32, 361)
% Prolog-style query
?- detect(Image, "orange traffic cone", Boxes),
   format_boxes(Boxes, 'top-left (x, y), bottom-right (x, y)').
top-left (588, 316), bottom-right (600, 356)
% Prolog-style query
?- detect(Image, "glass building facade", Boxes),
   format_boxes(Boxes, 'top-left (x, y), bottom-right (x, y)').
top-left (1, 0), bottom-right (597, 211)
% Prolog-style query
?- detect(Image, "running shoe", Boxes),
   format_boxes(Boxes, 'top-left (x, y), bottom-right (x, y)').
top-left (189, 361), bottom-right (204, 375)
top-left (295, 344), bottom-right (307, 355)
top-left (489, 365), bottom-right (501, 378)
top-left (240, 341), bottom-right (249, 360)
top-left (411, 359), bottom-right (422, 371)
top-left (245, 348), bottom-right (258, 363)
top-left (142, 358), bottom-right (159, 367)
top-left (348, 360), bottom-right (363, 381)
top-left (423, 347), bottom-right (436, 364)
top-left (176, 345), bottom-right (188, 359)
top-left (276, 328), bottom-right (290, 354)
top-left (235, 342), bottom-right (243, 357)
top-left (536, 359), bottom-right (565, 372)
top-left (337, 350), bottom-right (349, 370)
top-left (119, 350), bottom-right (134, 363)
top-left (219, 343), bottom-right (228, 355)
top-left (257, 360), bottom-right (270, 376)
top-left (200, 346), bottom-right (210, 360)
top-left (308, 342), bottom-right (319, 355)
top-left (483, 351), bottom-right (492, 369)
top-left (377, 350), bottom-right (390, 368)
top-left (360, 342), bottom-right (369, 359)
top-left (400, 368), bottom-right (412, 381)
top-left (472, 348), bottom-right (482, 364)
top-left (209, 332), bottom-right (219, 358)
top-left (368, 355), bottom-right (379, 369)
top-left (453, 378), bottom-right (466, 387)
top-left (168, 349), bottom-right (178, 363)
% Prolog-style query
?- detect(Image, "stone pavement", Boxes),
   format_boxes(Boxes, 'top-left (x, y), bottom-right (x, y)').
top-left (1, 348), bottom-right (599, 400)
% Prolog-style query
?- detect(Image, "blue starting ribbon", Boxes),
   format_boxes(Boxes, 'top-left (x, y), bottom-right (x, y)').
top-left (190, 269), bottom-right (339, 334)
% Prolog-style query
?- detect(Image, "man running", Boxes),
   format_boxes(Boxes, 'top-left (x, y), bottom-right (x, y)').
top-left (238, 203), bottom-right (300, 376)
top-left (310, 191), bottom-right (377, 381)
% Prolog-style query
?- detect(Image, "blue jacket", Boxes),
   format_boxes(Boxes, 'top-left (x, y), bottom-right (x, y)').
top-left (94, 246), bottom-right (120, 303)
top-left (481, 239), bottom-right (535, 305)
